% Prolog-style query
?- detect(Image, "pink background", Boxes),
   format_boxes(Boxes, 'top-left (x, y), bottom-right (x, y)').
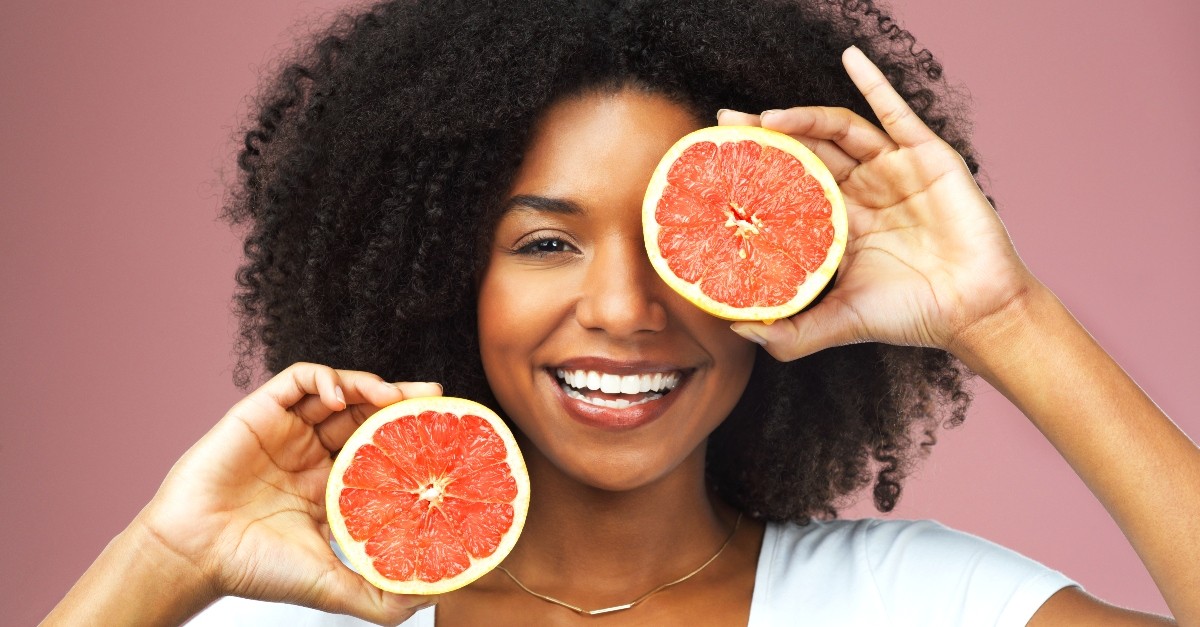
top-left (2, 0), bottom-right (1196, 622)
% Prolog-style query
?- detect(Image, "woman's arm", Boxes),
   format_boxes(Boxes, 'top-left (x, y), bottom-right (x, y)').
top-left (43, 363), bottom-right (438, 626)
top-left (725, 47), bottom-right (1198, 624)
top-left (955, 283), bottom-right (1198, 626)
top-left (43, 516), bottom-right (214, 625)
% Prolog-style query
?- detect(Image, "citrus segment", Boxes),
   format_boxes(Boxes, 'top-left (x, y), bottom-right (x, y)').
top-left (326, 396), bottom-right (529, 595)
top-left (643, 126), bottom-right (847, 321)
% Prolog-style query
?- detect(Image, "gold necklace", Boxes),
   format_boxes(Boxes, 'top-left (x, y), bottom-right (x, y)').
top-left (495, 513), bottom-right (743, 616)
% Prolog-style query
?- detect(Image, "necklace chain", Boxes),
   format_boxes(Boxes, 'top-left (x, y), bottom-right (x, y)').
top-left (496, 513), bottom-right (743, 616)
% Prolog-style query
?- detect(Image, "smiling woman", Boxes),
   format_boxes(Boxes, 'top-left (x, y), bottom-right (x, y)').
top-left (479, 90), bottom-right (756, 495)
top-left (39, 0), bottom-right (1198, 625)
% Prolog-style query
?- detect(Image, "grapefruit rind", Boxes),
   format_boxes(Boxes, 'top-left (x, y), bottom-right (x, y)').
top-left (325, 396), bottom-right (530, 595)
top-left (643, 125), bottom-right (847, 322)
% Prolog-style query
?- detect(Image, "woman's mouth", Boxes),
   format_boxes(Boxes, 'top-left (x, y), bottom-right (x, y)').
top-left (554, 368), bottom-right (682, 408)
top-left (547, 365), bottom-right (689, 430)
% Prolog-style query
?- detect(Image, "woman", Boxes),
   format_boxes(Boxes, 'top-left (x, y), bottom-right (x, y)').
top-left (45, 0), bottom-right (1197, 624)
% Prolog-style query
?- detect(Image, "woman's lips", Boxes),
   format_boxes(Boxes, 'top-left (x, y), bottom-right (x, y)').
top-left (544, 363), bottom-right (689, 430)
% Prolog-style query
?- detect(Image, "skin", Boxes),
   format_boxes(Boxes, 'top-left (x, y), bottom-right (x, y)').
top-left (44, 48), bottom-right (1197, 626)
top-left (42, 365), bottom-right (440, 625)
top-left (726, 48), bottom-right (1197, 625)
top-left (477, 88), bottom-right (755, 493)
top-left (449, 88), bottom-right (760, 625)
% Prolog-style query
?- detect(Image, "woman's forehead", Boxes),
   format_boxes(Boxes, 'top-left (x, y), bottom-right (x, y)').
top-left (506, 89), bottom-right (703, 201)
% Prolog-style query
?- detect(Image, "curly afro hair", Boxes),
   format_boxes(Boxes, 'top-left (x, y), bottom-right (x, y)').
top-left (226, 0), bottom-right (975, 522)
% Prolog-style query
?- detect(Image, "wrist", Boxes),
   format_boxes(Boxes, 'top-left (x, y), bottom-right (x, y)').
top-left (127, 511), bottom-right (218, 599)
top-left (44, 515), bottom-right (217, 626)
top-left (947, 279), bottom-right (1062, 381)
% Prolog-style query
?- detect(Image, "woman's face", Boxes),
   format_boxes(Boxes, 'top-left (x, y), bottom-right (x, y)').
top-left (477, 88), bottom-right (756, 491)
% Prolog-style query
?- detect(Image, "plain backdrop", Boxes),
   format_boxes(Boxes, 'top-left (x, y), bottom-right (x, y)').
top-left (2, 0), bottom-right (1197, 623)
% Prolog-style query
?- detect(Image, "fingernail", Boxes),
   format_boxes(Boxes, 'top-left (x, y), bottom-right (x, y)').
top-left (730, 324), bottom-right (768, 346)
top-left (760, 109), bottom-right (781, 121)
top-left (334, 385), bottom-right (346, 405)
top-left (716, 108), bottom-right (729, 121)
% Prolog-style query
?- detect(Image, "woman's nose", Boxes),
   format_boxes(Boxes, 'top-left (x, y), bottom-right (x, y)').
top-left (574, 238), bottom-right (669, 337)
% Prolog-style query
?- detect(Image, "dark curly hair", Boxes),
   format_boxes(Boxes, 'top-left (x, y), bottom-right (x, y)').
top-left (225, 0), bottom-right (975, 522)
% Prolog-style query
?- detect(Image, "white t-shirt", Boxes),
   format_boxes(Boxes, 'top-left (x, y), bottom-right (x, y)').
top-left (188, 518), bottom-right (1076, 626)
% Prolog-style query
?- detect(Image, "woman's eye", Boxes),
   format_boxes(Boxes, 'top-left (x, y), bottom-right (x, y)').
top-left (515, 237), bottom-right (577, 256)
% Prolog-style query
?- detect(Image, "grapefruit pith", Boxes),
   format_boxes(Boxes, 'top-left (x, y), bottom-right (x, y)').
top-left (326, 396), bottom-right (529, 595)
top-left (643, 125), bottom-right (847, 322)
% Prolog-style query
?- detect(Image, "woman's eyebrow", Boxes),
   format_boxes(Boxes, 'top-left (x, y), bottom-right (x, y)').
top-left (503, 194), bottom-right (585, 216)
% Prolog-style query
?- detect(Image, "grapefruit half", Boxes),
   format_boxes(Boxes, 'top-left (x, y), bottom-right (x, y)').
top-left (643, 126), bottom-right (847, 322)
top-left (326, 396), bottom-right (529, 594)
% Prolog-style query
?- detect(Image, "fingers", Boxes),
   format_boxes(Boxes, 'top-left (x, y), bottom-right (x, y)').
top-left (718, 108), bottom-right (829, 158)
top-left (841, 46), bottom-right (939, 148)
top-left (311, 381), bottom-right (443, 452)
top-left (264, 364), bottom-right (404, 425)
top-left (391, 381), bottom-right (444, 399)
top-left (718, 105), bottom-right (896, 184)
top-left (309, 402), bottom-right (382, 452)
top-left (290, 378), bottom-right (440, 427)
top-left (255, 363), bottom-right (344, 412)
top-left (717, 47), bottom-right (937, 179)
top-left (233, 363), bottom-right (447, 455)
top-left (730, 297), bottom-right (865, 362)
top-left (282, 364), bottom-right (349, 413)
top-left (716, 108), bottom-right (761, 126)
top-left (312, 564), bottom-right (437, 626)
top-left (761, 106), bottom-right (896, 172)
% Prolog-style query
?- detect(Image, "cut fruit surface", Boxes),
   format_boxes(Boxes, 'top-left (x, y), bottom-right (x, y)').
top-left (326, 396), bottom-right (529, 595)
top-left (643, 125), bottom-right (847, 322)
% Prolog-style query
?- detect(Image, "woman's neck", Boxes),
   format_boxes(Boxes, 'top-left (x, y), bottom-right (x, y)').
top-left (496, 442), bottom-right (740, 601)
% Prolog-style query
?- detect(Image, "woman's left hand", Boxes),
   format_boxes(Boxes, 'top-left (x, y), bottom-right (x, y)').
top-left (725, 46), bottom-right (1038, 361)
top-left (723, 50), bottom-right (1200, 624)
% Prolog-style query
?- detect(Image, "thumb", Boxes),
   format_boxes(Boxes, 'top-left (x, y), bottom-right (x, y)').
top-left (309, 566), bottom-right (436, 626)
top-left (731, 298), bottom-right (864, 361)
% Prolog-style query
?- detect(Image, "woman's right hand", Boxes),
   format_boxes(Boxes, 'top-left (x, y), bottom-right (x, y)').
top-left (46, 363), bottom-right (441, 626)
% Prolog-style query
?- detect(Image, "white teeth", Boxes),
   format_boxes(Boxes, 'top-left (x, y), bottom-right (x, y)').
top-left (619, 375), bottom-right (640, 395)
top-left (555, 368), bottom-right (682, 393)
top-left (563, 385), bottom-right (663, 408)
top-left (599, 373), bottom-right (621, 394)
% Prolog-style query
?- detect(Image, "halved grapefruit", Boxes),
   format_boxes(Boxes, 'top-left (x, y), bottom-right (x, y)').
top-left (326, 396), bottom-right (529, 594)
top-left (643, 126), bottom-right (847, 322)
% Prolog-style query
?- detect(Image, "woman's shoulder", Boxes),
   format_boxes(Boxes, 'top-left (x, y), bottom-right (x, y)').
top-left (749, 518), bottom-right (1076, 626)
top-left (765, 516), bottom-right (1035, 559)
